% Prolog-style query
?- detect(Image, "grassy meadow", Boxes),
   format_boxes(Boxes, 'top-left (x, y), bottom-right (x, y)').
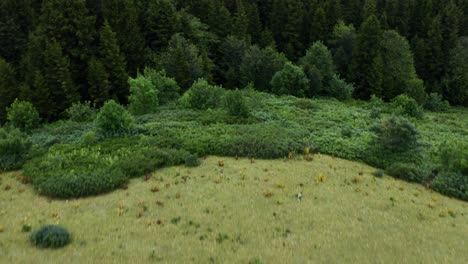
top-left (1, 156), bottom-right (467, 263)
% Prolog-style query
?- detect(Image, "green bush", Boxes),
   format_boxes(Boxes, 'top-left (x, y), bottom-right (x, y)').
top-left (372, 115), bottom-right (419, 153)
top-left (128, 74), bottom-right (159, 115)
top-left (143, 68), bottom-right (180, 105)
top-left (223, 89), bottom-right (250, 118)
top-left (431, 172), bottom-right (467, 201)
top-left (6, 99), bottom-right (40, 130)
top-left (185, 153), bottom-right (201, 167)
top-left (64, 101), bottom-right (96, 122)
top-left (439, 140), bottom-right (467, 175)
top-left (182, 79), bottom-right (224, 110)
top-left (424, 93), bottom-right (450, 112)
top-left (271, 62), bottom-right (309, 97)
top-left (328, 74), bottom-right (354, 100)
top-left (30, 225), bottom-right (70, 249)
top-left (95, 100), bottom-right (135, 138)
top-left (118, 147), bottom-right (190, 178)
top-left (23, 145), bottom-right (128, 198)
top-left (365, 116), bottom-right (423, 168)
top-left (33, 167), bottom-right (127, 198)
top-left (390, 94), bottom-right (424, 118)
top-left (81, 131), bottom-right (98, 146)
top-left (0, 128), bottom-right (32, 171)
top-left (386, 163), bottom-right (429, 183)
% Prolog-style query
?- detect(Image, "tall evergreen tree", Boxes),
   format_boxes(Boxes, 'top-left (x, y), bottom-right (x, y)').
top-left (0, 57), bottom-right (18, 123)
top-left (42, 41), bottom-right (79, 116)
top-left (87, 58), bottom-right (110, 106)
top-left (102, 0), bottom-right (145, 74)
top-left (443, 37), bottom-right (468, 106)
top-left (328, 21), bottom-right (357, 80)
top-left (310, 7), bottom-right (328, 43)
top-left (350, 15), bottom-right (383, 98)
top-left (143, 0), bottom-right (178, 50)
top-left (380, 30), bottom-right (424, 100)
top-left (99, 21), bottom-right (129, 103)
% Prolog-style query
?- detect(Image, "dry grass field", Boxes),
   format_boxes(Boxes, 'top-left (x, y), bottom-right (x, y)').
top-left (1, 155), bottom-right (467, 264)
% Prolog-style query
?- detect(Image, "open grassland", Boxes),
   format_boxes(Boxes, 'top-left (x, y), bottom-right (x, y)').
top-left (1, 156), bottom-right (467, 264)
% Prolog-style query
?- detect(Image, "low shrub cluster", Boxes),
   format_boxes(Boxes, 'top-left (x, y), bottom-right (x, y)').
top-left (424, 93), bottom-right (450, 112)
top-left (6, 99), bottom-right (40, 130)
top-left (0, 128), bottom-right (32, 171)
top-left (95, 100), bottom-right (135, 138)
top-left (64, 101), bottom-right (96, 122)
top-left (390, 94), bottom-right (424, 118)
top-left (30, 225), bottom-right (70, 249)
top-left (181, 79), bottom-right (224, 110)
top-left (431, 140), bottom-right (467, 200)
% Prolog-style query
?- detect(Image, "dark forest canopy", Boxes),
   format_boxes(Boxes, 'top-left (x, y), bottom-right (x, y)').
top-left (0, 0), bottom-right (467, 122)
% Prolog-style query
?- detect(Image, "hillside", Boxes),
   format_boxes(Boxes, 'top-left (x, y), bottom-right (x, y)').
top-left (1, 156), bottom-right (467, 263)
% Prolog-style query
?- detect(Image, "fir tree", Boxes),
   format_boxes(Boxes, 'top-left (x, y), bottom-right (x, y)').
top-left (0, 57), bottom-right (17, 123)
top-left (99, 21), bottom-right (129, 103)
top-left (87, 58), bottom-right (110, 106)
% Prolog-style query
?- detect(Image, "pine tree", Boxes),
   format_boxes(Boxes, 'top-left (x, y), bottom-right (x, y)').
top-left (0, 0), bottom-right (34, 63)
top-left (160, 34), bottom-right (205, 90)
top-left (328, 21), bottom-right (357, 80)
top-left (144, 0), bottom-right (178, 50)
top-left (344, 0), bottom-right (362, 27)
top-left (42, 41), bottom-right (79, 116)
top-left (380, 30), bottom-right (422, 100)
top-left (99, 21), bottom-right (129, 103)
top-left (350, 15), bottom-right (383, 98)
top-left (38, 0), bottom-right (95, 93)
top-left (102, 0), bottom-right (145, 74)
top-left (442, 37), bottom-right (468, 106)
top-left (207, 0), bottom-right (232, 38)
top-left (232, 0), bottom-right (250, 40)
top-left (0, 57), bottom-right (17, 123)
top-left (32, 71), bottom-right (51, 119)
top-left (282, 0), bottom-right (306, 59)
top-left (246, 3), bottom-right (262, 43)
top-left (361, 0), bottom-right (377, 21)
top-left (310, 7), bottom-right (327, 43)
top-left (87, 58), bottom-right (110, 106)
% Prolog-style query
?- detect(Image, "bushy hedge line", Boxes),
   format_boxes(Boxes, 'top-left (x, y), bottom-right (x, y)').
top-left (0, 128), bottom-right (32, 171)
top-left (23, 138), bottom-right (194, 198)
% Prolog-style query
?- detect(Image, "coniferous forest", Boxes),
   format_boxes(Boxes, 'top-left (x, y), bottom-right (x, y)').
top-left (0, 0), bottom-right (467, 122)
top-left (0, 1), bottom-right (467, 262)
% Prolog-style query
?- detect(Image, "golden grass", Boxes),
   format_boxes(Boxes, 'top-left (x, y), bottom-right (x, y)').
top-left (0, 155), bottom-right (467, 264)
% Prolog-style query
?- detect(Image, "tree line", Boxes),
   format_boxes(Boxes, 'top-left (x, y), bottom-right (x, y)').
top-left (0, 0), bottom-right (466, 122)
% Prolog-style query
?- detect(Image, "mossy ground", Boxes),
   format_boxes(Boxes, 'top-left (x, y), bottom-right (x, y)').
top-left (1, 155), bottom-right (467, 263)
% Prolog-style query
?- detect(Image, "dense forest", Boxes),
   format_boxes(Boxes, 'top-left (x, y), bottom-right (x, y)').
top-left (0, 0), bottom-right (467, 123)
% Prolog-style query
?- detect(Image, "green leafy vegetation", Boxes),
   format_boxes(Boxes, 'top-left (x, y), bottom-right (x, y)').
top-left (30, 225), bottom-right (70, 249)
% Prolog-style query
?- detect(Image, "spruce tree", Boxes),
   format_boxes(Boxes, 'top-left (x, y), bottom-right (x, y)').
top-left (32, 71), bottom-right (51, 119)
top-left (42, 41), bottom-right (79, 116)
top-left (144, 0), bottom-right (178, 50)
top-left (350, 15), bottom-right (383, 98)
top-left (0, 57), bottom-right (17, 123)
top-left (102, 0), bottom-right (145, 74)
top-left (310, 7), bottom-right (327, 43)
top-left (99, 21), bottom-right (129, 103)
top-left (87, 58), bottom-right (110, 106)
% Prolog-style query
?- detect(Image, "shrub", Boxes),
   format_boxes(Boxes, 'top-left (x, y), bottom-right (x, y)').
top-left (0, 128), bottom-right (32, 171)
top-left (373, 115), bottom-right (419, 153)
top-left (183, 79), bottom-right (224, 110)
top-left (431, 172), bottom-right (467, 201)
top-left (95, 100), bottom-right (135, 138)
top-left (6, 99), bottom-right (40, 130)
top-left (386, 163), bottom-right (429, 183)
top-left (81, 131), bottom-right (97, 146)
top-left (223, 89), bottom-right (250, 118)
top-left (439, 140), bottom-right (467, 175)
top-left (30, 225), bottom-right (70, 249)
top-left (328, 74), bottom-right (354, 100)
top-left (143, 68), bottom-right (180, 105)
top-left (271, 62), bottom-right (309, 97)
top-left (373, 169), bottom-right (384, 178)
top-left (33, 167), bottom-right (127, 198)
top-left (424, 93), bottom-right (450, 112)
top-left (185, 154), bottom-right (201, 167)
top-left (390, 94), bottom-right (424, 118)
top-left (118, 147), bottom-right (190, 178)
top-left (365, 116), bottom-right (423, 168)
top-left (128, 74), bottom-right (159, 115)
top-left (64, 101), bottom-right (96, 122)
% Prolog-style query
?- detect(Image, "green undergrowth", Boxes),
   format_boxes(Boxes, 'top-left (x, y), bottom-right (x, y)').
top-left (4, 90), bottom-right (466, 200)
